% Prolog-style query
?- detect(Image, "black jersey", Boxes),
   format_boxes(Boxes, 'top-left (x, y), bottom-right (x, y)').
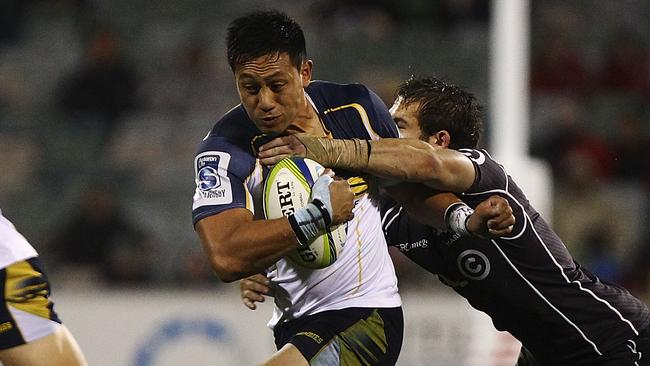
top-left (381, 148), bottom-right (650, 365)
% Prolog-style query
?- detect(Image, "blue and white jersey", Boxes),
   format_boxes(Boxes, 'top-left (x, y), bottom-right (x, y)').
top-left (192, 81), bottom-right (401, 329)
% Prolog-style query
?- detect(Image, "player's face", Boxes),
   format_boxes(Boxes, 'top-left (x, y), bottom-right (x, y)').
top-left (390, 97), bottom-right (423, 140)
top-left (234, 52), bottom-right (312, 134)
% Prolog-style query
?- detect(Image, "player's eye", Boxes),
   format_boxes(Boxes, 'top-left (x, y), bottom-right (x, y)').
top-left (242, 84), bottom-right (260, 94)
top-left (270, 82), bottom-right (286, 92)
top-left (240, 83), bottom-right (260, 94)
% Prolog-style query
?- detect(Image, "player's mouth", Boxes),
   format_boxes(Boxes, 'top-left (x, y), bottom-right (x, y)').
top-left (261, 115), bottom-right (281, 124)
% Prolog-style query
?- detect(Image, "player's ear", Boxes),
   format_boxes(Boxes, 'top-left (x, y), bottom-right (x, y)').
top-left (428, 130), bottom-right (451, 148)
top-left (438, 130), bottom-right (451, 148)
top-left (300, 59), bottom-right (313, 87)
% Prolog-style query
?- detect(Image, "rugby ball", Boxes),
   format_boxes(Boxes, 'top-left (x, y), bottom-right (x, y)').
top-left (263, 157), bottom-right (347, 269)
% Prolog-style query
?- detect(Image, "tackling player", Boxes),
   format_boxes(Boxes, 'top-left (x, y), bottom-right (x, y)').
top-left (255, 76), bottom-right (650, 365)
top-left (0, 209), bottom-right (87, 366)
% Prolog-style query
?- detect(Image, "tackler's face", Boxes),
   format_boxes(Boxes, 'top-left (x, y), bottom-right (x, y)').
top-left (390, 97), bottom-right (423, 140)
top-left (235, 52), bottom-right (312, 134)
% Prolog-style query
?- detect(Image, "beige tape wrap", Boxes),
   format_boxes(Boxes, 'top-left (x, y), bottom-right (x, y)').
top-left (293, 133), bottom-right (370, 170)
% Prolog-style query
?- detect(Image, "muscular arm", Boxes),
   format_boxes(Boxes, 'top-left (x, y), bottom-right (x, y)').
top-left (258, 135), bottom-right (476, 193)
top-left (367, 138), bottom-right (475, 193)
top-left (196, 172), bottom-right (354, 282)
top-left (196, 209), bottom-right (300, 283)
top-left (383, 183), bottom-right (458, 229)
top-left (383, 184), bottom-right (513, 237)
top-left (258, 135), bottom-right (512, 237)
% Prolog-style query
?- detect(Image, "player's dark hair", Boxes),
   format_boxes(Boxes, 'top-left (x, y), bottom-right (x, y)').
top-left (226, 10), bottom-right (307, 72)
top-left (396, 76), bottom-right (483, 149)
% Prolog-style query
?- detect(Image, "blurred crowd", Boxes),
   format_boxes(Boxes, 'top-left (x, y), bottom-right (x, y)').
top-left (0, 0), bottom-right (648, 299)
top-left (527, 1), bottom-right (650, 297)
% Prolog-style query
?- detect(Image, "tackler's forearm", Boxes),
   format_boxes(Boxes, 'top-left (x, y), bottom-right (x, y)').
top-left (294, 134), bottom-right (370, 170)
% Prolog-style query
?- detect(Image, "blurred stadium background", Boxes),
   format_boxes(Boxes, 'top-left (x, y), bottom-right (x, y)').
top-left (1, 0), bottom-right (649, 365)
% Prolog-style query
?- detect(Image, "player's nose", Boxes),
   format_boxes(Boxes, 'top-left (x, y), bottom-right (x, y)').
top-left (258, 88), bottom-right (276, 112)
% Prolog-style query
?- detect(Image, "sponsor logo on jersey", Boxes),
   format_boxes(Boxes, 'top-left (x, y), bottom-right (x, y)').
top-left (457, 249), bottom-right (490, 280)
top-left (396, 238), bottom-right (429, 252)
top-left (198, 165), bottom-right (221, 191)
top-left (194, 152), bottom-right (233, 206)
top-left (296, 331), bottom-right (323, 344)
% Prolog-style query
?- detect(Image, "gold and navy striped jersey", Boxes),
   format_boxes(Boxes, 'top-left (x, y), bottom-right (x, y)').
top-left (381, 148), bottom-right (650, 365)
top-left (192, 80), bottom-right (401, 329)
top-left (192, 80), bottom-right (397, 223)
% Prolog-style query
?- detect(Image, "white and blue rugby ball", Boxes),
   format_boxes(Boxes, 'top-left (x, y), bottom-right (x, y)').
top-left (263, 157), bottom-right (347, 269)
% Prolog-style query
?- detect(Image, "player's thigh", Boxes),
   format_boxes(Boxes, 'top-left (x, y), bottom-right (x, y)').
top-left (0, 325), bottom-right (87, 366)
top-left (261, 343), bottom-right (309, 366)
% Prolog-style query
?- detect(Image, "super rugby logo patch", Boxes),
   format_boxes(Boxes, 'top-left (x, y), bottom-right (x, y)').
top-left (198, 165), bottom-right (220, 191)
top-left (193, 152), bottom-right (233, 207)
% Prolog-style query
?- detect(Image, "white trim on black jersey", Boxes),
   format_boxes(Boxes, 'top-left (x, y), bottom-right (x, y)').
top-left (625, 339), bottom-right (642, 365)
top-left (381, 205), bottom-right (402, 234)
top-left (488, 232), bottom-right (604, 355)
top-left (464, 161), bottom-right (640, 356)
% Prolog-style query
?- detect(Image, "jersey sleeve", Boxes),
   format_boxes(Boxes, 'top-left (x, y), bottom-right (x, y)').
top-left (458, 148), bottom-right (509, 193)
top-left (365, 87), bottom-right (399, 139)
top-left (379, 198), bottom-right (443, 274)
top-left (458, 148), bottom-right (527, 237)
top-left (192, 136), bottom-right (256, 226)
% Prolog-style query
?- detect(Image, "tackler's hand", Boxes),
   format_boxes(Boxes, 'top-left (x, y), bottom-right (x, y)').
top-left (258, 135), bottom-right (307, 166)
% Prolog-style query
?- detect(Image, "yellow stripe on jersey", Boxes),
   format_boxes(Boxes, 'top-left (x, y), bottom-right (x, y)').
top-left (323, 103), bottom-right (381, 140)
top-left (347, 202), bottom-right (366, 297)
top-left (250, 133), bottom-right (270, 154)
top-left (4, 261), bottom-right (51, 319)
top-left (243, 181), bottom-right (252, 212)
top-left (347, 176), bottom-right (368, 196)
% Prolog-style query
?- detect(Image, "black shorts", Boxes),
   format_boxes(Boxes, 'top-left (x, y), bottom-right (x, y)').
top-left (274, 307), bottom-right (403, 366)
top-left (0, 257), bottom-right (61, 350)
top-left (516, 325), bottom-right (650, 366)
